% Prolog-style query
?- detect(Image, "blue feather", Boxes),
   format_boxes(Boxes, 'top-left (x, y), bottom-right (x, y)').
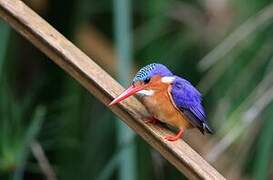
top-left (170, 76), bottom-right (213, 134)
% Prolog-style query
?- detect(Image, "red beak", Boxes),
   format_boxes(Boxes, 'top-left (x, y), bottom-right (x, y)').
top-left (109, 85), bottom-right (144, 106)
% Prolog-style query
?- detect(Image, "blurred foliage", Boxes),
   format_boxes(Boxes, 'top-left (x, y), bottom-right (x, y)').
top-left (0, 0), bottom-right (273, 179)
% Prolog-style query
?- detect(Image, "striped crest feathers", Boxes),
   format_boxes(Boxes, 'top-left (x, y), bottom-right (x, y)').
top-left (132, 63), bottom-right (173, 83)
top-left (133, 63), bottom-right (157, 83)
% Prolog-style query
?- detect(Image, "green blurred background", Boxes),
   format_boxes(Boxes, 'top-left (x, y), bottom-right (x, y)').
top-left (1, 0), bottom-right (273, 179)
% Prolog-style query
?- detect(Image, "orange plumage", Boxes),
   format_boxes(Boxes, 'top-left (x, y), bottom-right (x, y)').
top-left (139, 75), bottom-right (192, 130)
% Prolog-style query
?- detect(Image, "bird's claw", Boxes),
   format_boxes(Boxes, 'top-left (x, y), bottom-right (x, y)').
top-left (163, 129), bottom-right (184, 141)
top-left (144, 117), bottom-right (159, 124)
top-left (164, 134), bottom-right (180, 141)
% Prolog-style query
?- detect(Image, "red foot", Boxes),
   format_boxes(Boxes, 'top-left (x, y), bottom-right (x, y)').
top-left (164, 129), bottom-right (184, 141)
top-left (144, 117), bottom-right (159, 124)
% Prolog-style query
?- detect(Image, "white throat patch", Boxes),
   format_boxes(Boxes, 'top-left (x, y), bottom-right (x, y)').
top-left (161, 76), bottom-right (175, 84)
top-left (136, 90), bottom-right (154, 96)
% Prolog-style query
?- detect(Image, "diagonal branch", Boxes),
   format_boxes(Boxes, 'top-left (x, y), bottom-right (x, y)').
top-left (0, 0), bottom-right (225, 179)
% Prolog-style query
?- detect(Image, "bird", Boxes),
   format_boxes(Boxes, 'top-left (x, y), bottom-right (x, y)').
top-left (109, 63), bottom-right (213, 141)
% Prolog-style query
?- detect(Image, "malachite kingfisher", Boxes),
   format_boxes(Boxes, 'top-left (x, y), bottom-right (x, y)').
top-left (109, 63), bottom-right (213, 141)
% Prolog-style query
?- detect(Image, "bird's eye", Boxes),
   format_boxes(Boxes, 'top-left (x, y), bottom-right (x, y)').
top-left (143, 78), bottom-right (150, 84)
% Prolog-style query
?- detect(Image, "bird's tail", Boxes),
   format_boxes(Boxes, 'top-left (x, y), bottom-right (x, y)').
top-left (202, 123), bottom-right (214, 134)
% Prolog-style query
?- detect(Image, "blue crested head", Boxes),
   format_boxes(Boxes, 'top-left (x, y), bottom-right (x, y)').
top-left (132, 63), bottom-right (173, 84)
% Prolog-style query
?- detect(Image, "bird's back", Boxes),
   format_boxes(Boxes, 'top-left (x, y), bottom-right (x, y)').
top-left (170, 76), bottom-right (213, 134)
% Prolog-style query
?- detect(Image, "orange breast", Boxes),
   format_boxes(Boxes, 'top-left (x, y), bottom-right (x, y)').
top-left (140, 82), bottom-right (192, 129)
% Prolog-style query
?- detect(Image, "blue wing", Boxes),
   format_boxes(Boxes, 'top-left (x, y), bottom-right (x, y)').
top-left (170, 76), bottom-right (213, 134)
